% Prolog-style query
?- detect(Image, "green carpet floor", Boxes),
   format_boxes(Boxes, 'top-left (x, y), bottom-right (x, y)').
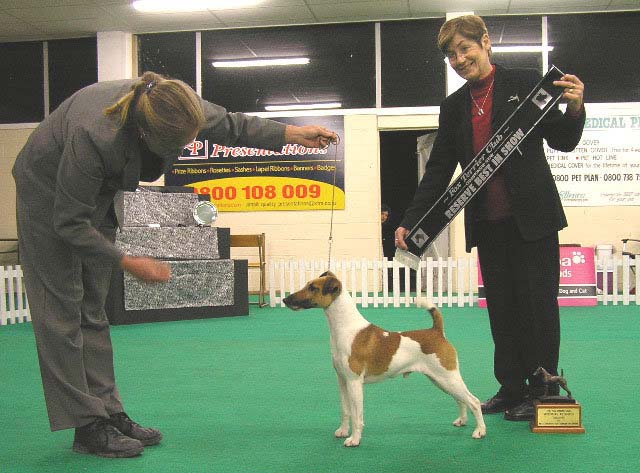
top-left (1, 303), bottom-right (638, 473)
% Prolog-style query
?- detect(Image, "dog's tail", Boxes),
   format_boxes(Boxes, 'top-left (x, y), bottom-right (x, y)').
top-left (415, 298), bottom-right (444, 333)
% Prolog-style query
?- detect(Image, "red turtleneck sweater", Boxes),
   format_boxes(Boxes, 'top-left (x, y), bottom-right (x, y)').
top-left (470, 65), bottom-right (512, 221)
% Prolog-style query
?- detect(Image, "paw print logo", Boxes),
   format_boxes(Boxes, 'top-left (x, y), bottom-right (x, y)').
top-left (572, 251), bottom-right (586, 264)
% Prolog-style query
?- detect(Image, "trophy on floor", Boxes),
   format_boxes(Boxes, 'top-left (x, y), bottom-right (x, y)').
top-left (530, 367), bottom-right (585, 434)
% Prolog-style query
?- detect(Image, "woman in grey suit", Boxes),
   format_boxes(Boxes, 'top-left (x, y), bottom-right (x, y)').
top-left (395, 16), bottom-right (585, 422)
top-left (12, 71), bottom-right (337, 458)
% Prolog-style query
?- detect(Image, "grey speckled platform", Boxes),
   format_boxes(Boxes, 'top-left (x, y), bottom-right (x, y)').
top-left (123, 260), bottom-right (235, 310)
top-left (105, 188), bottom-right (247, 325)
top-left (115, 191), bottom-right (202, 227)
top-left (116, 227), bottom-right (221, 260)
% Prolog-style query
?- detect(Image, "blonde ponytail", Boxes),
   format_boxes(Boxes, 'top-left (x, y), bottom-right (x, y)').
top-left (105, 72), bottom-right (205, 150)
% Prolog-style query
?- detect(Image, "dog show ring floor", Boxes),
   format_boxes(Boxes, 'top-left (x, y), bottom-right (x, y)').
top-left (1, 303), bottom-right (638, 473)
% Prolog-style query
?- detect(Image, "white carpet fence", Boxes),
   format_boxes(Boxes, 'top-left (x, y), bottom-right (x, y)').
top-left (2, 255), bottom-right (638, 326)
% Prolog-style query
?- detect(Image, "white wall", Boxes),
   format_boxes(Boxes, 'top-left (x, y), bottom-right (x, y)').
top-left (2, 32), bottom-right (639, 290)
top-left (0, 126), bottom-right (34, 239)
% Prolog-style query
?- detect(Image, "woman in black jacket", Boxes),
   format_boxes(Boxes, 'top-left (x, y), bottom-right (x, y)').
top-left (395, 15), bottom-right (585, 421)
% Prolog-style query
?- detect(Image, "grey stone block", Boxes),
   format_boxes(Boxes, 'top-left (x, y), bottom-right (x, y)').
top-left (116, 227), bottom-right (221, 260)
top-left (123, 259), bottom-right (235, 310)
top-left (115, 190), bottom-right (201, 227)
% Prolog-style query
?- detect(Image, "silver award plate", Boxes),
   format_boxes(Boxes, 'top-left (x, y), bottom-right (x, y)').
top-left (193, 201), bottom-right (218, 226)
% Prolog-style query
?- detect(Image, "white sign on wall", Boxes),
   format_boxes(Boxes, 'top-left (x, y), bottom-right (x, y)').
top-left (545, 104), bottom-right (640, 206)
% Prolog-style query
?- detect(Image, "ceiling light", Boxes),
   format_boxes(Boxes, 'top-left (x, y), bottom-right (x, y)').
top-left (132, 0), bottom-right (262, 13)
top-left (264, 103), bottom-right (342, 111)
top-left (493, 45), bottom-right (554, 53)
top-left (212, 58), bottom-right (310, 68)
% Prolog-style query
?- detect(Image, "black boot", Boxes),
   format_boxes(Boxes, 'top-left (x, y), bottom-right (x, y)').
top-left (73, 418), bottom-right (144, 458)
top-left (503, 397), bottom-right (535, 421)
top-left (504, 386), bottom-right (548, 421)
top-left (107, 412), bottom-right (163, 446)
top-left (481, 388), bottom-right (524, 414)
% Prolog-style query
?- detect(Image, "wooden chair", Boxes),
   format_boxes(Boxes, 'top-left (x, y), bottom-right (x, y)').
top-left (0, 238), bottom-right (19, 265)
top-left (230, 233), bottom-right (267, 307)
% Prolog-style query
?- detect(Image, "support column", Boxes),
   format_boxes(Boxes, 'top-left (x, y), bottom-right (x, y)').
top-left (97, 31), bottom-right (134, 81)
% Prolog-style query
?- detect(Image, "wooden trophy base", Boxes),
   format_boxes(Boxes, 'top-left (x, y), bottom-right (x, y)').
top-left (530, 398), bottom-right (585, 434)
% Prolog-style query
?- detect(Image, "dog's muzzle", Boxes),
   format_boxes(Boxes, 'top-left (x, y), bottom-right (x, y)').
top-left (283, 295), bottom-right (316, 310)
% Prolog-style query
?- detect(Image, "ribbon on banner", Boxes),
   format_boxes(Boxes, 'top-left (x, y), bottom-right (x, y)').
top-left (395, 66), bottom-right (566, 270)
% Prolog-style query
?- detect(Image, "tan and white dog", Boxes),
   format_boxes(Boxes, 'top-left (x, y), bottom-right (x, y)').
top-left (283, 271), bottom-right (486, 447)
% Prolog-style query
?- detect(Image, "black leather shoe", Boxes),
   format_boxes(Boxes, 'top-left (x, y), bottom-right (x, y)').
top-left (107, 412), bottom-right (163, 446)
top-left (481, 393), bottom-right (523, 414)
top-left (73, 418), bottom-right (144, 458)
top-left (504, 398), bottom-right (535, 421)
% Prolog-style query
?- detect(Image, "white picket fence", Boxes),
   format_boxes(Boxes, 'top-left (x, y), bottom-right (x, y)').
top-left (268, 257), bottom-right (478, 308)
top-left (597, 255), bottom-right (640, 306)
top-left (0, 265), bottom-right (30, 325)
top-left (269, 256), bottom-right (640, 308)
top-left (2, 256), bottom-right (638, 325)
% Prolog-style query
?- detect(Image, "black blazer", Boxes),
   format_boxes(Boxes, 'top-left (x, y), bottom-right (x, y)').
top-left (400, 64), bottom-right (586, 252)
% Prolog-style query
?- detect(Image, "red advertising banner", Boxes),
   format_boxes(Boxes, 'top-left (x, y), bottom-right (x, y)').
top-left (478, 246), bottom-right (597, 308)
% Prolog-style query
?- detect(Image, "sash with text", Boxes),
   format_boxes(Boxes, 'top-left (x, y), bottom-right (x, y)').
top-left (395, 66), bottom-right (567, 270)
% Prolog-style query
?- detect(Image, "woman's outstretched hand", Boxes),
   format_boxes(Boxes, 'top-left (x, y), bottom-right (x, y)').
top-left (285, 125), bottom-right (339, 149)
top-left (121, 255), bottom-right (171, 282)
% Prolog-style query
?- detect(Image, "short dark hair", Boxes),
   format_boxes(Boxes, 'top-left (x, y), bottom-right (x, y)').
top-left (438, 15), bottom-right (489, 55)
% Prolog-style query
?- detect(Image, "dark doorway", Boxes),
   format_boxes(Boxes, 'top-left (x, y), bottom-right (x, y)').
top-left (380, 129), bottom-right (435, 292)
top-left (380, 130), bottom-right (429, 231)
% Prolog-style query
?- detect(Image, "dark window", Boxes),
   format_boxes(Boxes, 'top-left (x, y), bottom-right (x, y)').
top-left (484, 15), bottom-right (543, 72)
top-left (549, 12), bottom-right (640, 102)
top-left (201, 23), bottom-right (375, 112)
top-left (48, 37), bottom-right (97, 113)
top-left (380, 19), bottom-right (446, 107)
top-left (138, 32), bottom-right (197, 89)
top-left (0, 42), bottom-right (44, 123)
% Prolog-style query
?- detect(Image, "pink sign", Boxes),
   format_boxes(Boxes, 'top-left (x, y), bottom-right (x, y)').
top-left (478, 246), bottom-right (597, 308)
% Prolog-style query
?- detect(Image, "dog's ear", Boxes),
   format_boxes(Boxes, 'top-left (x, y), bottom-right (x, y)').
top-left (322, 275), bottom-right (342, 296)
top-left (320, 270), bottom-right (336, 278)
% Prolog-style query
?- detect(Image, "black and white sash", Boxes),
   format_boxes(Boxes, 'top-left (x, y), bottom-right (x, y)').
top-left (395, 66), bottom-right (566, 270)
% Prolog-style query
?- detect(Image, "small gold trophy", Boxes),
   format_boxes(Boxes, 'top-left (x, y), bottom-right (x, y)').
top-left (530, 367), bottom-right (585, 434)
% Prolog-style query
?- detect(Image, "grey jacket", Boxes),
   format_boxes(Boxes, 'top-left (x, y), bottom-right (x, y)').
top-left (13, 78), bottom-right (287, 264)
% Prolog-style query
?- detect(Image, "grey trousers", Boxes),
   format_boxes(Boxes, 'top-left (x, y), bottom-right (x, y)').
top-left (17, 197), bottom-right (124, 431)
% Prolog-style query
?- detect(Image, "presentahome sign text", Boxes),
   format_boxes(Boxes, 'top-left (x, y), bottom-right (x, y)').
top-left (165, 115), bottom-right (345, 212)
top-left (395, 66), bottom-right (567, 270)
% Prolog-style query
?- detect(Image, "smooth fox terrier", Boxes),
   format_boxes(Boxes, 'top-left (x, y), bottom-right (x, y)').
top-left (283, 271), bottom-right (486, 447)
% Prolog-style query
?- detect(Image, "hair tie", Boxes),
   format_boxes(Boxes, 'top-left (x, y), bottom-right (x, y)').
top-left (145, 81), bottom-right (156, 93)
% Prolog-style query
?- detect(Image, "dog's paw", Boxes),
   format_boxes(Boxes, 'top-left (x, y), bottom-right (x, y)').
top-left (472, 426), bottom-right (487, 439)
top-left (343, 436), bottom-right (360, 447)
top-left (452, 416), bottom-right (468, 427)
top-left (334, 426), bottom-right (350, 438)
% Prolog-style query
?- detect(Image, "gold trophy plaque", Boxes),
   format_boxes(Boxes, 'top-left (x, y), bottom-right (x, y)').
top-left (531, 400), bottom-right (585, 433)
top-left (529, 367), bottom-right (585, 434)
